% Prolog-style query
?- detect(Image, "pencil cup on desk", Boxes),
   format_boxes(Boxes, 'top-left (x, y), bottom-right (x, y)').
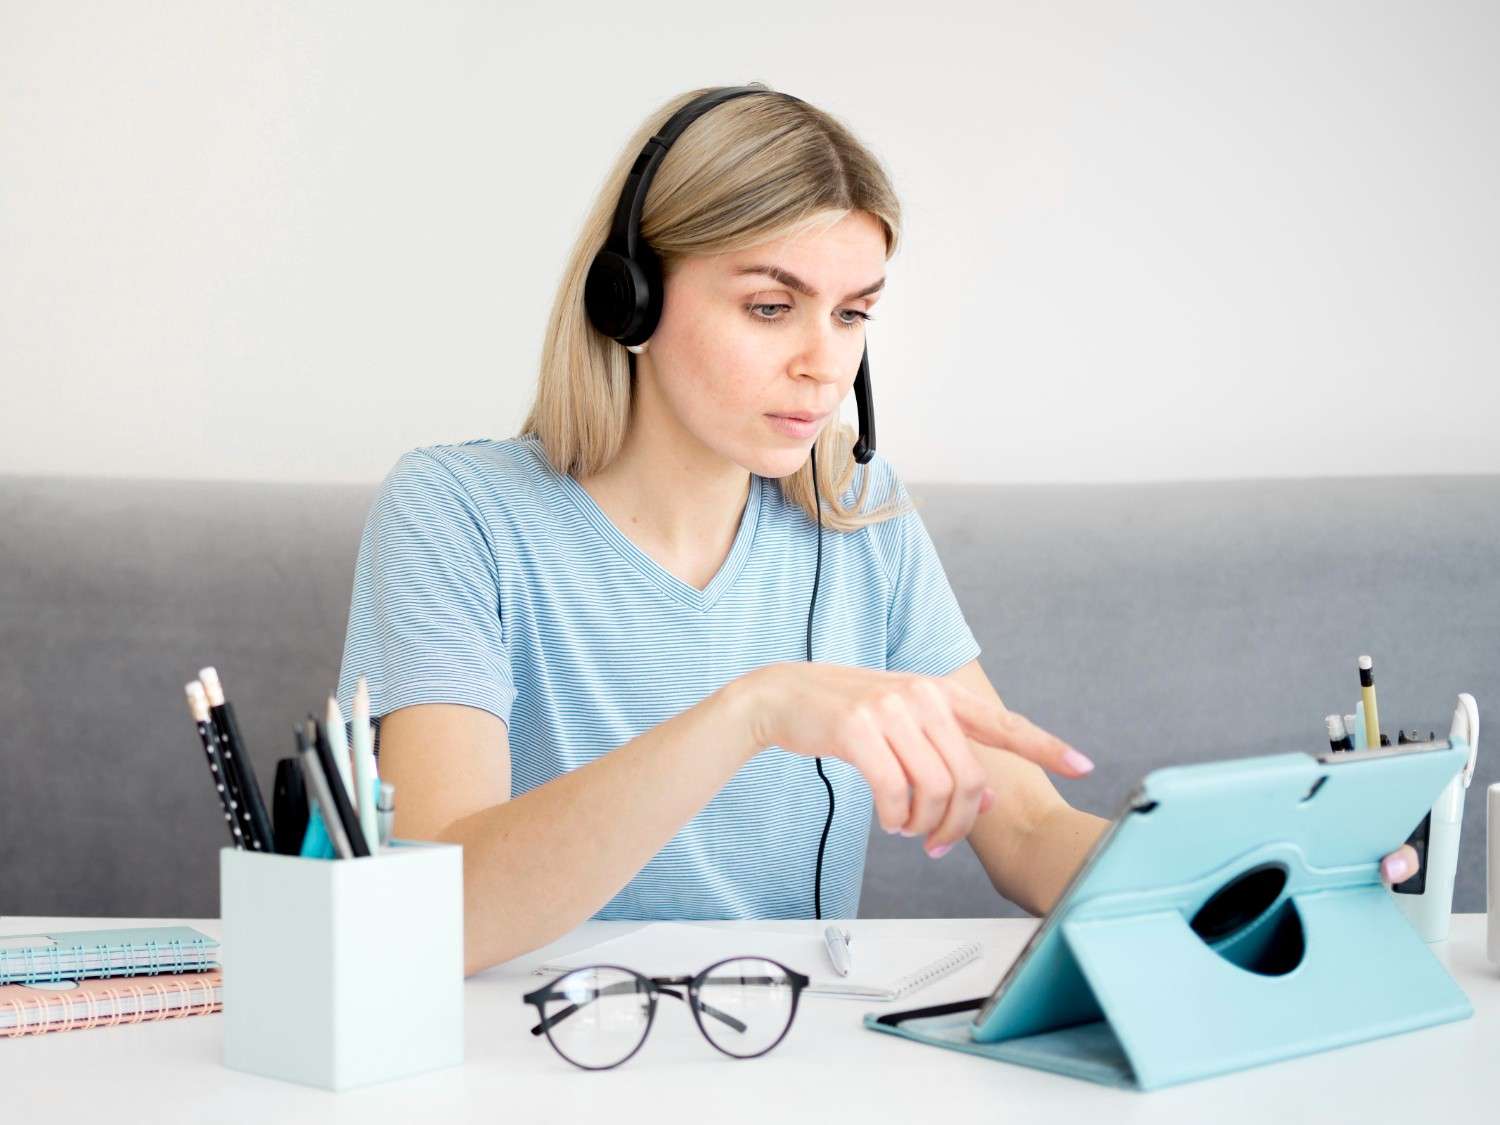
top-left (220, 841), bottom-right (464, 1091)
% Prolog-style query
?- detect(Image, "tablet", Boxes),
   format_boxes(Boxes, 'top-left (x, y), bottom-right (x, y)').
top-left (970, 737), bottom-right (1468, 1042)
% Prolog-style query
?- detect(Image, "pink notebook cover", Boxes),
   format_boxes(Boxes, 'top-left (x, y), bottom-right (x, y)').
top-left (0, 970), bottom-right (222, 1037)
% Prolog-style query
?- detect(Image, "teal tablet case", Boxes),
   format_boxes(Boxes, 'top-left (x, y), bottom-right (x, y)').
top-left (863, 741), bottom-right (1474, 1091)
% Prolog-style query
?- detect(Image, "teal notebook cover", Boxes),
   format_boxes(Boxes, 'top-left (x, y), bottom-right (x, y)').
top-left (864, 741), bottom-right (1473, 1091)
top-left (0, 926), bottom-right (219, 984)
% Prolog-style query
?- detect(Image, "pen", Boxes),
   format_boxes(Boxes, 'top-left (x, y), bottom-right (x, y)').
top-left (197, 667), bottom-right (274, 851)
top-left (350, 677), bottom-right (381, 854)
top-left (1358, 655), bottom-right (1382, 752)
top-left (325, 695), bottom-right (358, 810)
top-left (823, 925), bottom-right (852, 977)
top-left (184, 681), bottom-right (244, 848)
top-left (271, 756), bottom-right (310, 855)
top-left (377, 781), bottom-right (396, 849)
top-left (1325, 714), bottom-right (1352, 753)
top-left (297, 722), bottom-right (354, 859)
top-left (296, 720), bottom-right (337, 858)
top-left (312, 715), bottom-right (370, 858)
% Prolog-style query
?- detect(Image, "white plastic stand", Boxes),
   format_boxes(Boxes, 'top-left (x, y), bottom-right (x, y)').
top-left (1390, 694), bottom-right (1479, 943)
top-left (1488, 782), bottom-right (1500, 965)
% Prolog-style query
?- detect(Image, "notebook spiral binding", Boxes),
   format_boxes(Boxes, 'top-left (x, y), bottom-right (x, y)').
top-left (0, 974), bottom-right (222, 1037)
top-left (892, 941), bottom-right (982, 997)
top-left (0, 936), bottom-right (215, 985)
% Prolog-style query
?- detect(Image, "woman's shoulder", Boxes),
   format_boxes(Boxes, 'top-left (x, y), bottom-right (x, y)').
top-left (378, 434), bottom-right (554, 513)
top-left (824, 446), bottom-right (913, 525)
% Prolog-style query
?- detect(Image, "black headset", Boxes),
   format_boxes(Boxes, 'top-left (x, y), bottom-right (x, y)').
top-left (583, 84), bottom-right (878, 919)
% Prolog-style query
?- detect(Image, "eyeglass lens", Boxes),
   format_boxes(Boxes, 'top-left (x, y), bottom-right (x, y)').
top-left (535, 957), bottom-right (798, 1069)
top-left (693, 957), bottom-right (797, 1058)
top-left (539, 966), bottom-right (653, 1069)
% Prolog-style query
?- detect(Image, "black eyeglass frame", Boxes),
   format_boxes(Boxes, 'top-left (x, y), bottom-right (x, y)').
top-left (521, 956), bottom-right (811, 1070)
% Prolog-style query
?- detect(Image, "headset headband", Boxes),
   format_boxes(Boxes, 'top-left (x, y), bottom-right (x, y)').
top-left (604, 86), bottom-right (802, 260)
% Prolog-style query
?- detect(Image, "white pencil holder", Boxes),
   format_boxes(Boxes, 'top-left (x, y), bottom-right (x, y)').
top-left (220, 840), bottom-right (464, 1091)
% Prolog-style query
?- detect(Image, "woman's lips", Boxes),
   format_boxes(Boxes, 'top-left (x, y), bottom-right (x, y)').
top-left (765, 413), bottom-right (824, 439)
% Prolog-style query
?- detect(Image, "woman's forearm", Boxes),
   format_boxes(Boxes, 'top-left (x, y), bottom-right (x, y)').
top-left (1015, 805), bottom-right (1111, 916)
top-left (435, 677), bottom-right (762, 976)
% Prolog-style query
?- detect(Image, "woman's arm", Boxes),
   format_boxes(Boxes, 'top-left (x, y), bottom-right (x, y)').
top-left (943, 660), bottom-right (1105, 914)
top-left (379, 682), bottom-right (762, 977)
top-left (946, 659), bottom-right (1423, 915)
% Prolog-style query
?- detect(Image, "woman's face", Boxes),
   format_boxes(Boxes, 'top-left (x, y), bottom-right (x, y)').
top-left (639, 209), bottom-right (887, 479)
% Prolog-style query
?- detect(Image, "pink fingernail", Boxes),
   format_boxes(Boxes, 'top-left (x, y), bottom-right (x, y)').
top-left (1383, 855), bottom-right (1411, 882)
top-left (1063, 749), bottom-right (1094, 774)
top-left (926, 843), bottom-right (953, 859)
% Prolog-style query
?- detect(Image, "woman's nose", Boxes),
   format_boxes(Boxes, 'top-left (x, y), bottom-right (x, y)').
top-left (795, 324), bottom-right (858, 385)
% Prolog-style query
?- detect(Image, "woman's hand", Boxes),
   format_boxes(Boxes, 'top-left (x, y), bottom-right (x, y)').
top-left (730, 662), bottom-right (1423, 883)
top-left (1381, 844), bottom-right (1420, 887)
top-left (732, 662), bottom-right (1093, 856)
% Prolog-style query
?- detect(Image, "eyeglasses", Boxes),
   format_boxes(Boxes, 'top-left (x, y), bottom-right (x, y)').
top-left (521, 957), bottom-right (811, 1070)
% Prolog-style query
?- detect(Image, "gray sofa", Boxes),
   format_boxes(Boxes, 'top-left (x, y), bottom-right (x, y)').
top-left (2, 470), bottom-right (1495, 922)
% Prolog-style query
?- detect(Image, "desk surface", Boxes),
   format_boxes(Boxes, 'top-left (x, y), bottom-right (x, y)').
top-left (4, 914), bottom-right (1497, 1123)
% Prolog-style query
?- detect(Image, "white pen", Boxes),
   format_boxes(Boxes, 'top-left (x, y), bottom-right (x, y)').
top-left (823, 925), bottom-right (852, 977)
top-left (325, 695), bottom-right (358, 802)
top-left (350, 676), bottom-right (380, 854)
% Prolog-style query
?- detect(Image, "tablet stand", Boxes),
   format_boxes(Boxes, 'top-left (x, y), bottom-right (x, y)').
top-left (866, 736), bottom-right (1474, 1091)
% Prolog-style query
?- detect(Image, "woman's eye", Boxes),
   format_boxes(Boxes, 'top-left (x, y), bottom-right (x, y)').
top-left (745, 303), bottom-right (874, 329)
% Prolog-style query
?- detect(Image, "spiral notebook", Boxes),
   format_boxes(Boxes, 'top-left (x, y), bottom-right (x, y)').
top-left (0, 970), bottom-right (223, 1037)
top-left (533, 923), bottom-right (982, 1001)
top-left (0, 926), bottom-right (219, 985)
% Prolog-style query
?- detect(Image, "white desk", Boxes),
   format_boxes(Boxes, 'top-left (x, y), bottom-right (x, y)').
top-left (5, 914), bottom-right (1496, 1123)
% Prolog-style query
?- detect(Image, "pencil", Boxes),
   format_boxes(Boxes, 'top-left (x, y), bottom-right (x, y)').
top-left (184, 681), bottom-right (245, 847)
top-left (1358, 655), bottom-right (1381, 750)
top-left (197, 667), bottom-right (274, 851)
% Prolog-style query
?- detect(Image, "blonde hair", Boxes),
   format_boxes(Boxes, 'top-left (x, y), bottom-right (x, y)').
top-left (519, 83), bottom-right (911, 533)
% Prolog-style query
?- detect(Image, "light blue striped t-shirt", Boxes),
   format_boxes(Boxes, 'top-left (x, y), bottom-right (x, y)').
top-left (335, 434), bottom-right (981, 920)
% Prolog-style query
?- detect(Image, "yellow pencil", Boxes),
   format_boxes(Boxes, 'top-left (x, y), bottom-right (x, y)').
top-left (1358, 655), bottom-right (1381, 749)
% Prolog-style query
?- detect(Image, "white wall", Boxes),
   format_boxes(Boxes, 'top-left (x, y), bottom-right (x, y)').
top-left (2, 0), bottom-right (1496, 485)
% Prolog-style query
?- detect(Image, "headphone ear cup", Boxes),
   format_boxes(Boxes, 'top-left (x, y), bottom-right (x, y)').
top-left (585, 247), bottom-right (664, 348)
top-left (584, 250), bottom-right (644, 341)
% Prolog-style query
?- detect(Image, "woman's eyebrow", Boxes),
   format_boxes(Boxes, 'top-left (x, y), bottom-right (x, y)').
top-left (732, 264), bottom-right (885, 301)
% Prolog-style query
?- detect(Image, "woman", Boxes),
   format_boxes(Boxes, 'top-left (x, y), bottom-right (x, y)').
top-left (336, 84), bottom-right (1419, 976)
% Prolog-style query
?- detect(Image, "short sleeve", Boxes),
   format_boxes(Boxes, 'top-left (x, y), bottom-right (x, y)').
top-left (335, 449), bottom-right (517, 745)
top-left (859, 454), bottom-right (983, 677)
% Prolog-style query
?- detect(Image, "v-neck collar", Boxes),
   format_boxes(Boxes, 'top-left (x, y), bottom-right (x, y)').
top-left (548, 445), bottom-right (763, 614)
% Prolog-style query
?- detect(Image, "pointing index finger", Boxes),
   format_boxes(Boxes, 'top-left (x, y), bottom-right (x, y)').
top-left (937, 679), bottom-right (1094, 777)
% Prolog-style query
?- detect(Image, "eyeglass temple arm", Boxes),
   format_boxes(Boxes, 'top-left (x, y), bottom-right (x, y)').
top-left (528, 977), bottom-right (771, 1036)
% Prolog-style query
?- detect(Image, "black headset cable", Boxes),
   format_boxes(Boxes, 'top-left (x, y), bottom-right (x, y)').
top-left (808, 445), bottom-right (834, 919)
